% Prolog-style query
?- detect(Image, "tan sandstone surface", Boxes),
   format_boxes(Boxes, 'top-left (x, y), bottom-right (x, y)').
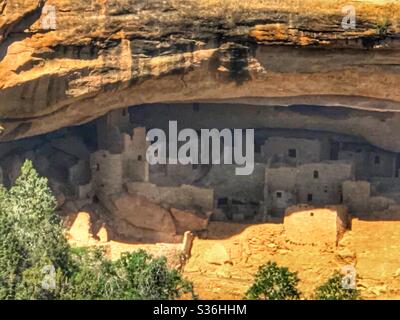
top-left (184, 218), bottom-right (400, 300)
top-left (65, 209), bottom-right (400, 300)
top-left (1, 0), bottom-right (400, 145)
top-left (2, 0), bottom-right (400, 300)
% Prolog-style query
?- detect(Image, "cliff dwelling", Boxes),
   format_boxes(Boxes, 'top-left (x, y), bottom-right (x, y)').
top-left (2, 102), bottom-right (400, 244)
top-left (2, 0), bottom-right (400, 301)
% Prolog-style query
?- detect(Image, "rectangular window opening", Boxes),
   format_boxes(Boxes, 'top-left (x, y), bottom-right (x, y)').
top-left (217, 198), bottom-right (228, 207)
top-left (288, 149), bottom-right (297, 158)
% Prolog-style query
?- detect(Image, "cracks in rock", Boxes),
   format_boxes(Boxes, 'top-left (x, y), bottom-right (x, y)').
top-left (180, 72), bottom-right (188, 88)
top-left (0, 0), bottom-right (47, 62)
top-left (0, 0), bottom-right (7, 15)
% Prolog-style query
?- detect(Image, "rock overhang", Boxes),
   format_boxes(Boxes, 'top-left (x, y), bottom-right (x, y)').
top-left (0, 0), bottom-right (400, 142)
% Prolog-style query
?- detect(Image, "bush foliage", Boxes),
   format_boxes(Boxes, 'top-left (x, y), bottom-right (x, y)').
top-left (314, 272), bottom-right (361, 300)
top-left (0, 160), bottom-right (194, 300)
top-left (63, 248), bottom-right (195, 300)
top-left (245, 261), bottom-right (301, 300)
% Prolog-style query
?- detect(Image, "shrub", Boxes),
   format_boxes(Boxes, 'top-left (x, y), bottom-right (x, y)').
top-left (314, 272), bottom-right (360, 300)
top-left (63, 249), bottom-right (196, 300)
top-left (0, 160), bottom-right (70, 299)
top-left (0, 160), bottom-right (195, 300)
top-left (245, 261), bottom-right (301, 300)
top-left (376, 18), bottom-right (390, 37)
top-left (115, 250), bottom-right (195, 300)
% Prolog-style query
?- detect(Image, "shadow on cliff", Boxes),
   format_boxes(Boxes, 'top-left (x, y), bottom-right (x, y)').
top-left (0, 2), bottom-right (47, 63)
top-left (208, 42), bottom-right (254, 86)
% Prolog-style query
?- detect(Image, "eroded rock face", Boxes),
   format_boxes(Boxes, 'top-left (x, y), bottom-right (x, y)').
top-left (170, 208), bottom-right (211, 234)
top-left (66, 211), bottom-right (97, 247)
top-left (0, 1), bottom-right (400, 142)
top-left (111, 193), bottom-right (176, 234)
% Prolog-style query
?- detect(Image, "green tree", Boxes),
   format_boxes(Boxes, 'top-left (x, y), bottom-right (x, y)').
top-left (115, 250), bottom-right (195, 300)
top-left (63, 249), bottom-right (195, 300)
top-left (0, 160), bottom-right (195, 300)
top-left (0, 160), bottom-right (70, 299)
top-left (314, 272), bottom-right (360, 300)
top-left (245, 261), bottom-right (301, 300)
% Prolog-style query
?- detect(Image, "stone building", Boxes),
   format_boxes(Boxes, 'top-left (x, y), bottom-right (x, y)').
top-left (264, 166), bottom-right (299, 215)
top-left (90, 151), bottom-right (125, 196)
top-left (284, 205), bottom-right (348, 247)
top-left (260, 137), bottom-right (329, 165)
top-left (96, 108), bottom-right (130, 152)
top-left (296, 161), bottom-right (354, 205)
top-left (265, 161), bottom-right (354, 216)
top-left (343, 179), bottom-right (400, 214)
top-left (82, 110), bottom-right (149, 197)
top-left (338, 142), bottom-right (397, 178)
top-left (4, 104), bottom-right (400, 229)
top-left (126, 182), bottom-right (214, 213)
top-left (90, 132), bottom-right (149, 196)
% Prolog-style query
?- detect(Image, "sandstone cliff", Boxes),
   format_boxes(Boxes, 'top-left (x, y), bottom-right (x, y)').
top-left (0, 0), bottom-right (400, 141)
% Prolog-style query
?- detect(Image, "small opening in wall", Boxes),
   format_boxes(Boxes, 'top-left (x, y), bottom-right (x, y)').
top-left (122, 109), bottom-right (127, 117)
top-left (288, 149), bottom-right (297, 158)
top-left (217, 198), bottom-right (228, 207)
top-left (324, 186), bottom-right (328, 193)
top-left (374, 155), bottom-right (380, 164)
top-left (276, 192), bottom-right (282, 198)
top-left (232, 199), bottom-right (245, 205)
top-left (193, 103), bottom-right (200, 112)
top-left (307, 194), bottom-right (313, 202)
top-left (96, 164), bottom-right (100, 171)
top-left (310, 212), bottom-right (314, 217)
top-left (138, 155), bottom-right (143, 161)
top-left (313, 170), bottom-right (319, 179)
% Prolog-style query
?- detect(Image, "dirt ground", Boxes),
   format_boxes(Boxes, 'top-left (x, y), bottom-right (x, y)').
top-left (183, 219), bottom-right (400, 300)
top-left (66, 212), bottom-right (400, 300)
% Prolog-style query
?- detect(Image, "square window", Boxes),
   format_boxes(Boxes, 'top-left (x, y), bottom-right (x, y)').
top-left (217, 198), bottom-right (228, 207)
top-left (307, 194), bottom-right (313, 202)
top-left (288, 149), bottom-right (297, 158)
top-left (374, 155), bottom-right (380, 164)
top-left (276, 192), bottom-right (282, 198)
top-left (313, 170), bottom-right (319, 179)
